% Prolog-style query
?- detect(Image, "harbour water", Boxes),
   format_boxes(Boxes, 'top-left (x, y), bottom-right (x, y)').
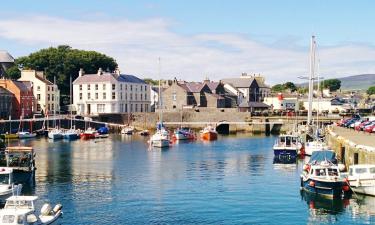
top-left (7, 134), bottom-right (375, 224)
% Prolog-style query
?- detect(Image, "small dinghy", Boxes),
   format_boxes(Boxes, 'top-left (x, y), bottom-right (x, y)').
top-left (0, 196), bottom-right (63, 225)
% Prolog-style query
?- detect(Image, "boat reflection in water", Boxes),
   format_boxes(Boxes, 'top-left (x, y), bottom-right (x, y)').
top-left (347, 195), bottom-right (375, 222)
top-left (273, 155), bottom-right (297, 165)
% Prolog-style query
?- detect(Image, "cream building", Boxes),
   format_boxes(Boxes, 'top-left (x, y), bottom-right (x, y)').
top-left (73, 68), bottom-right (150, 115)
top-left (18, 70), bottom-right (60, 114)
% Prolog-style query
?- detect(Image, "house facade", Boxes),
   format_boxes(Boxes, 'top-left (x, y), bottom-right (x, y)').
top-left (73, 68), bottom-right (150, 115)
top-left (0, 80), bottom-right (34, 118)
top-left (18, 70), bottom-right (60, 114)
top-left (0, 87), bottom-right (14, 119)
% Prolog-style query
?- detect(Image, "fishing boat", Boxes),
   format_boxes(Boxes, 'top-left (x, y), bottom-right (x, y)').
top-left (346, 164), bottom-right (375, 196)
top-left (18, 131), bottom-right (37, 139)
top-left (300, 151), bottom-right (350, 198)
top-left (121, 126), bottom-right (134, 135)
top-left (80, 127), bottom-right (97, 140)
top-left (273, 134), bottom-right (302, 158)
top-left (0, 196), bottom-right (63, 225)
top-left (62, 128), bottom-right (80, 140)
top-left (0, 168), bottom-right (22, 203)
top-left (173, 128), bottom-right (195, 140)
top-left (48, 128), bottom-right (63, 140)
top-left (200, 125), bottom-right (218, 141)
top-left (304, 140), bottom-right (329, 156)
top-left (5, 146), bottom-right (36, 184)
top-left (95, 127), bottom-right (109, 138)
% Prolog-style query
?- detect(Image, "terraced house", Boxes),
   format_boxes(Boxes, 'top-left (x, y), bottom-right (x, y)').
top-left (73, 68), bottom-right (150, 115)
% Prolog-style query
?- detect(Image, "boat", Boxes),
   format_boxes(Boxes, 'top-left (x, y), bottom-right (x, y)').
top-left (200, 125), bottom-right (218, 141)
top-left (346, 164), bottom-right (375, 196)
top-left (18, 131), bottom-right (37, 139)
top-left (80, 127), bottom-right (97, 140)
top-left (2, 133), bottom-right (18, 140)
top-left (273, 134), bottom-right (302, 158)
top-left (4, 146), bottom-right (36, 184)
top-left (173, 128), bottom-right (195, 140)
top-left (121, 126), bottom-right (134, 135)
top-left (62, 128), bottom-right (80, 140)
top-left (48, 128), bottom-right (63, 140)
top-left (139, 130), bottom-right (150, 136)
top-left (304, 140), bottom-right (329, 156)
top-left (300, 151), bottom-right (350, 198)
top-left (95, 127), bottom-right (109, 138)
top-left (0, 167), bottom-right (22, 203)
top-left (0, 196), bottom-right (63, 225)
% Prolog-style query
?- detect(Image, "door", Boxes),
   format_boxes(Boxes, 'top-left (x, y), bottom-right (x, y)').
top-left (87, 104), bottom-right (91, 115)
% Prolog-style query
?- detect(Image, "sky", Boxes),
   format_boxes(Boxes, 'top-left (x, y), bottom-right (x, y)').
top-left (1, 0), bottom-right (375, 84)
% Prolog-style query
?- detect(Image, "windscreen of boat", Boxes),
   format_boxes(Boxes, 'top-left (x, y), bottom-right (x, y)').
top-left (0, 174), bottom-right (9, 185)
top-left (355, 168), bottom-right (368, 174)
top-left (327, 168), bottom-right (339, 176)
top-left (1, 215), bottom-right (15, 223)
top-left (285, 136), bottom-right (291, 146)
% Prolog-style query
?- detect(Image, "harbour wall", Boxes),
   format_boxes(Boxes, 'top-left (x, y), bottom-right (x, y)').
top-left (326, 126), bottom-right (375, 166)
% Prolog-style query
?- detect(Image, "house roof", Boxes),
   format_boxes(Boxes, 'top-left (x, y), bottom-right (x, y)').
top-left (205, 81), bottom-right (220, 92)
top-left (221, 77), bottom-right (256, 88)
top-left (73, 73), bottom-right (146, 85)
top-left (35, 75), bottom-right (54, 85)
top-left (13, 81), bottom-right (31, 92)
top-left (239, 101), bottom-right (270, 108)
top-left (0, 86), bottom-right (14, 96)
top-left (0, 51), bottom-right (14, 63)
top-left (185, 82), bottom-right (205, 92)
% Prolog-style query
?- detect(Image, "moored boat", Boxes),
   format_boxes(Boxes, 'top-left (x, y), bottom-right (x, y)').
top-left (273, 134), bottom-right (302, 158)
top-left (150, 123), bottom-right (170, 148)
top-left (3, 133), bottom-right (18, 139)
top-left (0, 167), bottom-right (22, 203)
top-left (121, 126), bottom-right (134, 135)
top-left (139, 130), bottom-right (150, 136)
top-left (346, 164), bottom-right (375, 196)
top-left (18, 131), bottom-right (37, 139)
top-left (80, 127), bottom-right (97, 140)
top-left (173, 128), bottom-right (195, 140)
top-left (48, 128), bottom-right (63, 140)
top-left (304, 140), bottom-right (329, 156)
top-left (0, 196), bottom-right (63, 225)
top-left (62, 129), bottom-right (80, 140)
top-left (5, 146), bottom-right (36, 185)
top-left (200, 125), bottom-right (218, 141)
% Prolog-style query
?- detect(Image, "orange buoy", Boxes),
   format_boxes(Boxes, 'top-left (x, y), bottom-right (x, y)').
top-left (309, 181), bottom-right (315, 187)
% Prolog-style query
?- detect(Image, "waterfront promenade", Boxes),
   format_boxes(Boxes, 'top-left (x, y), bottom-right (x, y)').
top-left (331, 126), bottom-right (375, 148)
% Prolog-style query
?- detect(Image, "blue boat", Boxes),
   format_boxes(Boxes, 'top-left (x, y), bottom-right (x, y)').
top-left (273, 134), bottom-right (302, 158)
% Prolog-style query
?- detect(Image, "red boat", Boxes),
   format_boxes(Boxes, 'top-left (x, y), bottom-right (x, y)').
top-left (200, 126), bottom-right (218, 141)
top-left (80, 128), bottom-right (97, 140)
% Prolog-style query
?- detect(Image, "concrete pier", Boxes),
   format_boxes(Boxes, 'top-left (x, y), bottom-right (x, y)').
top-left (326, 126), bottom-right (375, 166)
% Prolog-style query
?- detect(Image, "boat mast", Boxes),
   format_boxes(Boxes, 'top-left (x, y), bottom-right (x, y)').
top-left (307, 35), bottom-right (316, 126)
top-left (158, 57), bottom-right (162, 125)
top-left (54, 76), bottom-right (56, 128)
top-left (70, 75), bottom-right (73, 129)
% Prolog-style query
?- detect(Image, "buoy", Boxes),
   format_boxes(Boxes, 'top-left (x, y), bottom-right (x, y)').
top-left (342, 185), bottom-right (350, 192)
top-left (309, 181), bottom-right (315, 187)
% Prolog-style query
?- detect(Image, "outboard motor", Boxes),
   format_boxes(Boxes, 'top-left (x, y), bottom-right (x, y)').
top-left (41, 203), bottom-right (52, 216)
top-left (53, 204), bottom-right (63, 213)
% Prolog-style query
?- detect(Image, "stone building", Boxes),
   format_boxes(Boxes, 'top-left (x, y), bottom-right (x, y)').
top-left (0, 87), bottom-right (14, 119)
top-left (0, 80), bottom-right (34, 118)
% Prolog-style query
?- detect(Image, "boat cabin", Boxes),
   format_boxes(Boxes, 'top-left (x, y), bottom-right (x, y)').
top-left (308, 164), bottom-right (342, 180)
top-left (0, 168), bottom-right (13, 186)
top-left (1, 196), bottom-right (38, 225)
top-left (349, 165), bottom-right (375, 177)
top-left (5, 147), bottom-right (35, 169)
top-left (276, 135), bottom-right (299, 147)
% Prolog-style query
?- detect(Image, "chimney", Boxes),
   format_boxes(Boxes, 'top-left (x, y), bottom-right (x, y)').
top-left (97, 68), bottom-right (103, 76)
top-left (114, 67), bottom-right (120, 76)
top-left (79, 68), bottom-right (84, 77)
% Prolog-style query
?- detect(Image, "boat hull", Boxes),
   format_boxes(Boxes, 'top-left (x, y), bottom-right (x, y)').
top-left (152, 139), bottom-right (170, 148)
top-left (13, 170), bottom-right (35, 185)
top-left (201, 132), bottom-right (217, 141)
top-left (18, 133), bottom-right (37, 139)
top-left (48, 133), bottom-right (63, 140)
top-left (273, 148), bottom-right (298, 158)
top-left (301, 178), bottom-right (345, 199)
top-left (80, 133), bottom-right (96, 140)
top-left (3, 134), bottom-right (18, 139)
top-left (63, 133), bottom-right (79, 140)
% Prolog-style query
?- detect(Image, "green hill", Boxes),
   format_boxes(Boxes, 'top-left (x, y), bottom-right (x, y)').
top-left (338, 74), bottom-right (375, 90)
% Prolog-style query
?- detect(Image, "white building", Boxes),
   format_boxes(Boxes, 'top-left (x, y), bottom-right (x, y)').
top-left (263, 94), bottom-right (298, 111)
top-left (73, 68), bottom-right (150, 115)
top-left (18, 70), bottom-right (60, 114)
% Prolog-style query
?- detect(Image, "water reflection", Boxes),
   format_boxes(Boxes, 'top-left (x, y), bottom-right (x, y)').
top-left (347, 195), bottom-right (375, 222)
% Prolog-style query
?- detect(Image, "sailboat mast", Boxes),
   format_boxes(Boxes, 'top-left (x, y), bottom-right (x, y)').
top-left (158, 57), bottom-right (162, 124)
top-left (307, 35), bottom-right (316, 126)
top-left (70, 75), bottom-right (73, 129)
top-left (53, 76), bottom-right (56, 128)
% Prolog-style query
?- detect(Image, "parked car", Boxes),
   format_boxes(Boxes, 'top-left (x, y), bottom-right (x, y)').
top-left (364, 122), bottom-right (375, 133)
top-left (355, 121), bottom-right (373, 131)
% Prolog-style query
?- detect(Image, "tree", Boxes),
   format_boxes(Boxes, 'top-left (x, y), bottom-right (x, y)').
top-left (367, 86), bottom-right (375, 95)
top-left (4, 65), bottom-right (21, 80)
top-left (15, 45), bottom-right (118, 95)
top-left (321, 79), bottom-right (341, 92)
top-left (144, 78), bottom-right (158, 85)
top-left (284, 82), bottom-right (297, 92)
top-left (271, 84), bottom-right (285, 93)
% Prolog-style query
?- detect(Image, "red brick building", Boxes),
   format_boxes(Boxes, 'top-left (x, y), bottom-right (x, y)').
top-left (0, 80), bottom-right (34, 119)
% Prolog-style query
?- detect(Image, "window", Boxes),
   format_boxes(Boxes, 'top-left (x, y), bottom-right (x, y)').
top-left (79, 85), bottom-right (82, 91)
top-left (125, 93), bottom-right (127, 100)
top-left (141, 104), bottom-right (143, 112)
top-left (112, 84), bottom-right (115, 90)
top-left (37, 94), bottom-right (41, 101)
top-left (95, 84), bottom-right (98, 90)
top-left (125, 104), bottom-right (128, 112)
top-left (52, 103), bottom-right (54, 110)
top-left (145, 93), bottom-right (147, 100)
top-left (130, 104), bottom-right (133, 112)
top-left (97, 104), bottom-right (105, 113)
top-left (120, 84), bottom-right (123, 90)
top-left (145, 104), bottom-right (148, 112)
top-left (103, 93), bottom-right (106, 100)
top-left (52, 86), bottom-right (54, 91)
top-left (52, 94), bottom-right (54, 101)
top-left (112, 92), bottom-right (115, 100)
top-left (79, 93), bottom-right (82, 100)
top-left (140, 94), bottom-right (143, 100)
top-left (88, 84), bottom-right (91, 90)
top-left (48, 86), bottom-right (50, 91)
top-left (103, 84), bottom-right (106, 90)
top-left (145, 85), bottom-right (147, 91)
top-left (172, 92), bottom-right (176, 101)
top-left (130, 93), bottom-right (133, 100)
top-left (125, 84), bottom-right (127, 90)
top-left (95, 93), bottom-right (98, 99)
top-left (135, 94), bottom-right (137, 100)
top-left (141, 86), bottom-right (143, 91)
top-left (37, 86), bottom-right (40, 91)
top-left (88, 93), bottom-right (91, 99)
top-left (130, 85), bottom-right (133, 91)
top-left (135, 104), bottom-right (138, 112)
top-left (47, 94), bottom-right (50, 101)
top-left (37, 104), bottom-right (41, 111)
top-left (120, 93), bottom-right (123, 100)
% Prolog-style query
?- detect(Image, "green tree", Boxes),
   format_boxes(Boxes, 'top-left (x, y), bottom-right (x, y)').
top-left (321, 79), bottom-right (341, 92)
top-left (271, 84), bottom-right (285, 92)
top-left (144, 78), bottom-right (158, 85)
top-left (367, 86), bottom-right (375, 95)
top-left (284, 82), bottom-right (297, 92)
top-left (15, 45), bottom-right (118, 95)
top-left (4, 65), bottom-right (21, 80)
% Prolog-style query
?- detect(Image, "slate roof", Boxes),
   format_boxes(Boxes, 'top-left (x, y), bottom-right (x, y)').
top-left (0, 51), bottom-right (14, 63)
top-left (205, 81), bottom-right (220, 92)
top-left (118, 74), bottom-right (146, 84)
top-left (13, 81), bottom-right (31, 92)
top-left (221, 77), bottom-right (256, 88)
top-left (73, 72), bottom-right (146, 84)
top-left (238, 101), bottom-right (270, 108)
top-left (185, 82), bottom-right (205, 92)
top-left (35, 75), bottom-right (54, 85)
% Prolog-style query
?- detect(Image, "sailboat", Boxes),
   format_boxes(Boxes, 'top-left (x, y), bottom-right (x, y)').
top-left (4, 113), bottom-right (18, 139)
top-left (18, 120), bottom-right (37, 139)
top-left (150, 58), bottom-right (170, 148)
top-left (48, 76), bottom-right (63, 140)
top-left (63, 75), bottom-right (79, 140)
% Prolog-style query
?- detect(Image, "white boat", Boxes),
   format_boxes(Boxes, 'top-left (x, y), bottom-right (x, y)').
top-left (0, 196), bottom-right (63, 225)
top-left (121, 126), bottom-right (134, 135)
top-left (347, 164), bottom-right (375, 196)
top-left (150, 127), bottom-right (170, 148)
top-left (18, 132), bottom-right (37, 139)
top-left (62, 129), bottom-right (79, 140)
top-left (304, 140), bottom-right (330, 156)
top-left (0, 168), bottom-right (22, 203)
top-left (273, 134), bottom-right (302, 158)
top-left (48, 128), bottom-right (63, 140)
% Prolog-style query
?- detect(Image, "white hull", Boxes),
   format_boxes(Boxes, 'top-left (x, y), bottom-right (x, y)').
top-left (18, 133), bottom-right (37, 139)
top-left (351, 185), bottom-right (375, 196)
top-left (174, 133), bottom-right (188, 140)
top-left (48, 133), bottom-right (63, 140)
top-left (152, 139), bottom-right (170, 148)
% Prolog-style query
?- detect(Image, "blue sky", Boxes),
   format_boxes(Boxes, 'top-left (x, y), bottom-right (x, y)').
top-left (1, 0), bottom-right (375, 83)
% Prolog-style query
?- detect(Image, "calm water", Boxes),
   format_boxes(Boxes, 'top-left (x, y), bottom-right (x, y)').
top-left (7, 134), bottom-right (375, 224)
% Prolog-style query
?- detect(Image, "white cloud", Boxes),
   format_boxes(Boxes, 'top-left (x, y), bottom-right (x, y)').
top-left (0, 16), bottom-right (374, 85)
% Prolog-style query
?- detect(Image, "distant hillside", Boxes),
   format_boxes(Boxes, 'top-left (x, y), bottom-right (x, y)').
top-left (338, 74), bottom-right (375, 90)
top-left (298, 74), bottom-right (375, 91)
